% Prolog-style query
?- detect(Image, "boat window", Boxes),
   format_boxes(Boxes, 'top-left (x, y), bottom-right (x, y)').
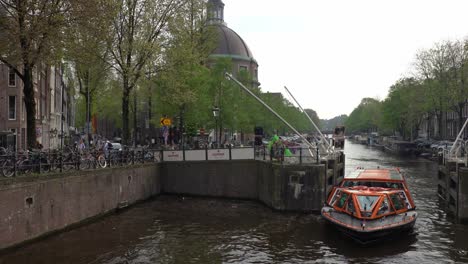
top-left (356, 195), bottom-right (379, 217)
top-left (345, 197), bottom-right (356, 214)
top-left (329, 189), bottom-right (341, 206)
top-left (389, 192), bottom-right (405, 211)
top-left (342, 180), bottom-right (403, 189)
top-left (333, 192), bottom-right (349, 209)
top-left (377, 196), bottom-right (393, 216)
top-left (398, 191), bottom-right (412, 209)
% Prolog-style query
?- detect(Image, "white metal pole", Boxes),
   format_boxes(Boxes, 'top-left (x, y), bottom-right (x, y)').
top-left (284, 86), bottom-right (333, 152)
top-left (225, 73), bottom-right (316, 157)
top-left (449, 117), bottom-right (468, 155)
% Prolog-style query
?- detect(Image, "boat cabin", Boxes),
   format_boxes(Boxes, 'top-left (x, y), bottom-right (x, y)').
top-left (327, 186), bottom-right (415, 220)
top-left (340, 168), bottom-right (408, 190)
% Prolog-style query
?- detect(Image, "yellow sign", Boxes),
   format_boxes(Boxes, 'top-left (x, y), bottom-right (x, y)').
top-left (160, 117), bottom-right (172, 127)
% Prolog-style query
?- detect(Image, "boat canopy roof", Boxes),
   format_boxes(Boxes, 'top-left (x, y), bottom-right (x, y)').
top-left (328, 186), bottom-right (414, 219)
top-left (345, 169), bottom-right (404, 181)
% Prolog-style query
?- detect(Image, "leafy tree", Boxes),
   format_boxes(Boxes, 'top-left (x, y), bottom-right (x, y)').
top-left (106, 0), bottom-right (181, 145)
top-left (321, 115), bottom-right (348, 132)
top-left (346, 98), bottom-right (382, 134)
top-left (381, 78), bottom-right (426, 139)
top-left (156, 0), bottom-right (216, 135)
top-left (414, 42), bottom-right (451, 138)
top-left (0, 0), bottom-right (69, 147)
top-left (66, 0), bottom-right (113, 136)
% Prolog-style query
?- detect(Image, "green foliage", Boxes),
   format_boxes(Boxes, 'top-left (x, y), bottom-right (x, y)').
top-left (345, 98), bottom-right (382, 134)
top-left (321, 115), bottom-right (348, 131)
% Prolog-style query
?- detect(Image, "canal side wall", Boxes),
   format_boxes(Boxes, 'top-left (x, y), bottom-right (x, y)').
top-left (0, 153), bottom-right (345, 250)
top-left (257, 162), bottom-right (327, 211)
top-left (161, 158), bottom-right (341, 212)
top-left (160, 160), bottom-right (258, 199)
top-left (437, 161), bottom-right (468, 223)
top-left (458, 168), bottom-right (468, 224)
top-left (0, 165), bottom-right (161, 250)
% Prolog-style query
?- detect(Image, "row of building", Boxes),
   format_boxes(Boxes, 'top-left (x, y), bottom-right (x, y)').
top-left (419, 105), bottom-right (468, 140)
top-left (0, 63), bottom-right (76, 151)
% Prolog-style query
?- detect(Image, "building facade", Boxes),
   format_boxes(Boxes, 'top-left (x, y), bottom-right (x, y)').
top-left (0, 63), bottom-right (73, 150)
top-left (419, 102), bottom-right (468, 140)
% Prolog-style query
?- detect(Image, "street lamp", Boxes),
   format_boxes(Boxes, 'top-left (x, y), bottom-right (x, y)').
top-left (212, 106), bottom-right (220, 147)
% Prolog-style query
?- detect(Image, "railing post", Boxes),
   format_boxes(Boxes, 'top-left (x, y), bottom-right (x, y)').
top-left (132, 149), bottom-right (135, 165)
top-left (77, 152), bottom-right (81, 170)
top-left (60, 150), bottom-right (63, 173)
top-left (160, 149), bottom-right (164, 162)
top-left (229, 144), bottom-right (232, 160)
top-left (39, 151), bottom-right (42, 174)
top-left (14, 152), bottom-right (17, 177)
top-left (300, 148), bottom-right (302, 164)
top-left (316, 147), bottom-right (319, 164)
top-left (182, 144), bottom-right (186, 161)
top-left (205, 144), bottom-right (208, 160)
top-left (263, 145), bottom-right (266, 160)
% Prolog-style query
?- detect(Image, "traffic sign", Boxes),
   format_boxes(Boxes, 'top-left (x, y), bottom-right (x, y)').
top-left (160, 117), bottom-right (172, 127)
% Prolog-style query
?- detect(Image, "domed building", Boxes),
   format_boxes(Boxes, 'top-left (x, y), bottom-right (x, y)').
top-left (207, 0), bottom-right (260, 87)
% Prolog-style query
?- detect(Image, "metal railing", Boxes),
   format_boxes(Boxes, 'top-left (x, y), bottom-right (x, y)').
top-left (0, 148), bottom-right (163, 178)
top-left (0, 145), bottom-right (339, 178)
top-left (254, 145), bottom-right (323, 164)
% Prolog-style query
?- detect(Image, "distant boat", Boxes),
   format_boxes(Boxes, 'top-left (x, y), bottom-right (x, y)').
top-left (321, 168), bottom-right (417, 244)
top-left (384, 141), bottom-right (417, 155)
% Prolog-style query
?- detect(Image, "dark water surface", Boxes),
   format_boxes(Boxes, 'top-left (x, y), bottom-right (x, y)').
top-left (2, 140), bottom-right (468, 264)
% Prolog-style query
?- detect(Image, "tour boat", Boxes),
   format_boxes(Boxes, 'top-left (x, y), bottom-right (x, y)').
top-left (321, 168), bottom-right (417, 244)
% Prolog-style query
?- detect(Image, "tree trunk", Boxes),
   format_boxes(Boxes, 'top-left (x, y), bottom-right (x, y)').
top-left (23, 65), bottom-right (37, 149)
top-left (122, 77), bottom-right (131, 145)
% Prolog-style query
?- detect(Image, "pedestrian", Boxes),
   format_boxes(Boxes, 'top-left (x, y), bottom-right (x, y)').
top-left (104, 140), bottom-right (113, 159)
top-left (78, 139), bottom-right (86, 154)
top-left (162, 126), bottom-right (169, 146)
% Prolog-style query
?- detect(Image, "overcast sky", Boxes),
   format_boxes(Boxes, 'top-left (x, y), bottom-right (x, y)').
top-left (222, 0), bottom-right (468, 119)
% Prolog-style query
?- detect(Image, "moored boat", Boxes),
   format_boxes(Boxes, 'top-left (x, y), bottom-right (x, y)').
top-left (321, 168), bottom-right (417, 244)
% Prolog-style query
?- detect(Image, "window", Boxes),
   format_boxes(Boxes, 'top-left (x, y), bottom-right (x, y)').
top-left (239, 66), bottom-right (248, 73)
top-left (333, 192), bottom-right (349, 209)
top-left (9, 67), bottom-right (16, 86)
top-left (356, 195), bottom-right (379, 217)
top-left (389, 192), bottom-right (406, 211)
top-left (8, 96), bottom-right (16, 120)
top-left (377, 196), bottom-right (393, 216)
top-left (345, 197), bottom-right (356, 214)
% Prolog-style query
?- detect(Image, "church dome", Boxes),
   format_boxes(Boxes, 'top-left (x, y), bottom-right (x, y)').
top-left (207, 0), bottom-right (259, 86)
top-left (211, 24), bottom-right (257, 63)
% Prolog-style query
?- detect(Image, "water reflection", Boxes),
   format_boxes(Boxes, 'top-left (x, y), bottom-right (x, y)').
top-left (1, 140), bottom-right (468, 263)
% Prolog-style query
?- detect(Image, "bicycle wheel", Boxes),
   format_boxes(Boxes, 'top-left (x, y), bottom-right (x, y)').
top-left (2, 160), bottom-right (14, 177)
top-left (97, 155), bottom-right (107, 168)
top-left (19, 159), bottom-right (32, 174)
top-left (79, 158), bottom-right (91, 170)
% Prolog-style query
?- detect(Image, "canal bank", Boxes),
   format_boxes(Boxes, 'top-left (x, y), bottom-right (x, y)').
top-left (0, 153), bottom-right (345, 251)
top-left (2, 140), bottom-right (467, 264)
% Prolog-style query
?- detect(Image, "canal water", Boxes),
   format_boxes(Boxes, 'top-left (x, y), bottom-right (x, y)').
top-left (1, 140), bottom-right (468, 264)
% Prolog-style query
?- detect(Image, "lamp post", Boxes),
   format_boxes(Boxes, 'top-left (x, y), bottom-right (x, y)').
top-left (212, 106), bottom-right (219, 148)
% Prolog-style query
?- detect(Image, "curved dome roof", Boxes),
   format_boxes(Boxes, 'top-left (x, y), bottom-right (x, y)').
top-left (211, 24), bottom-right (257, 63)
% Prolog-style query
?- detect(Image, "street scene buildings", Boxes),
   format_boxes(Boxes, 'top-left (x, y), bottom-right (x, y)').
top-left (0, 64), bottom-right (75, 150)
